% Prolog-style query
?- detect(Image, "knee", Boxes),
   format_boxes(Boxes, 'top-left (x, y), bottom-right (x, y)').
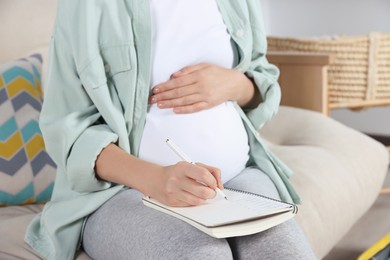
top-left (264, 220), bottom-right (317, 259)
top-left (188, 239), bottom-right (233, 260)
top-left (147, 231), bottom-right (233, 260)
top-left (229, 220), bottom-right (316, 260)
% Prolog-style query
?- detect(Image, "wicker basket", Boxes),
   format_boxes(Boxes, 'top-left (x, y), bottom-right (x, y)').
top-left (267, 33), bottom-right (390, 109)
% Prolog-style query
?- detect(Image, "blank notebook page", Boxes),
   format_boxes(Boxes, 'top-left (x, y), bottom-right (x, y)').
top-left (157, 189), bottom-right (292, 227)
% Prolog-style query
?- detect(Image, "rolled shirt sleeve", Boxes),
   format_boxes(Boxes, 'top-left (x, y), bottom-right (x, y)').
top-left (243, 0), bottom-right (282, 130)
top-left (66, 124), bottom-right (118, 192)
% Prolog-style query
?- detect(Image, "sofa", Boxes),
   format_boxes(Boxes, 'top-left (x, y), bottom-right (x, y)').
top-left (1, 0), bottom-right (389, 259)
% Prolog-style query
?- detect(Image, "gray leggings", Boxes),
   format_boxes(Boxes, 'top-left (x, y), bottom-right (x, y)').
top-left (82, 167), bottom-right (316, 260)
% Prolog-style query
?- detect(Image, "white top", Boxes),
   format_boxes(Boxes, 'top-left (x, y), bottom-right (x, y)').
top-left (138, 0), bottom-right (250, 184)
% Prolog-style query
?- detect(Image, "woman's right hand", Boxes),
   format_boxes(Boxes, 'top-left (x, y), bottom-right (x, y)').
top-left (149, 162), bottom-right (223, 207)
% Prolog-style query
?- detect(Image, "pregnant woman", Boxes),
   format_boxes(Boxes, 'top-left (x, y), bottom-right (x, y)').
top-left (25, 0), bottom-right (316, 259)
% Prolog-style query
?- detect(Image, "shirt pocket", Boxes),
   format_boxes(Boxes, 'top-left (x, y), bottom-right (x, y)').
top-left (101, 45), bottom-right (132, 78)
top-left (79, 44), bottom-right (132, 90)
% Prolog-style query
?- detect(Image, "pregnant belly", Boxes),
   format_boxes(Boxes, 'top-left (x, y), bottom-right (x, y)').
top-left (138, 102), bottom-right (250, 184)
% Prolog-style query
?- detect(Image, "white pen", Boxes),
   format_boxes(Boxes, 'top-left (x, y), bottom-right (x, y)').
top-left (166, 138), bottom-right (228, 200)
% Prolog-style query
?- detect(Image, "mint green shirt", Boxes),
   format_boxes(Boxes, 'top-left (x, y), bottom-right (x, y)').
top-left (25, 0), bottom-right (300, 259)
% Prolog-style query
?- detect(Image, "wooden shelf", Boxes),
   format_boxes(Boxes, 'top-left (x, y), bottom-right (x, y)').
top-left (381, 188), bottom-right (390, 195)
top-left (267, 51), bottom-right (336, 116)
top-left (267, 51), bottom-right (390, 151)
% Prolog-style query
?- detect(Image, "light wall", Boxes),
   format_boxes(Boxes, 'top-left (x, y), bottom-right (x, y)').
top-left (262, 0), bottom-right (390, 136)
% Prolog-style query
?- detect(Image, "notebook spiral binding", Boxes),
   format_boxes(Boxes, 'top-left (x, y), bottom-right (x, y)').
top-left (225, 187), bottom-right (299, 214)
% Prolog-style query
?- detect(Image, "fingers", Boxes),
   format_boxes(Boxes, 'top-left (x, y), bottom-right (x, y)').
top-left (167, 191), bottom-right (206, 207)
top-left (151, 85), bottom-right (211, 114)
top-left (154, 93), bottom-right (202, 109)
top-left (174, 162), bottom-right (218, 192)
top-left (181, 177), bottom-right (216, 200)
top-left (149, 75), bottom-right (201, 108)
top-left (181, 162), bottom-right (218, 190)
top-left (196, 163), bottom-right (224, 190)
top-left (152, 74), bottom-right (196, 95)
top-left (149, 76), bottom-right (213, 114)
top-left (150, 64), bottom-right (211, 105)
top-left (159, 162), bottom-right (223, 207)
top-left (149, 63), bottom-right (232, 114)
top-left (162, 163), bottom-right (217, 206)
top-left (152, 84), bottom-right (198, 103)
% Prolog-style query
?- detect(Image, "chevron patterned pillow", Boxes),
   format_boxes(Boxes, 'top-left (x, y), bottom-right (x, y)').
top-left (0, 54), bottom-right (56, 206)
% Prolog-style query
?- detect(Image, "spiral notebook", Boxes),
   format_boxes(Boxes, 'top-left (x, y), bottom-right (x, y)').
top-left (142, 188), bottom-right (297, 238)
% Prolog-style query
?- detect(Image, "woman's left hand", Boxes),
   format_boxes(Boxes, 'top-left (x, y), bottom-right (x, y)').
top-left (149, 63), bottom-right (258, 114)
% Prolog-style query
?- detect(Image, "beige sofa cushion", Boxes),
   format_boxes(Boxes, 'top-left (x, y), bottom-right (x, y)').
top-left (0, 205), bottom-right (44, 259)
top-left (0, 205), bottom-right (91, 260)
top-left (260, 106), bottom-right (389, 258)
